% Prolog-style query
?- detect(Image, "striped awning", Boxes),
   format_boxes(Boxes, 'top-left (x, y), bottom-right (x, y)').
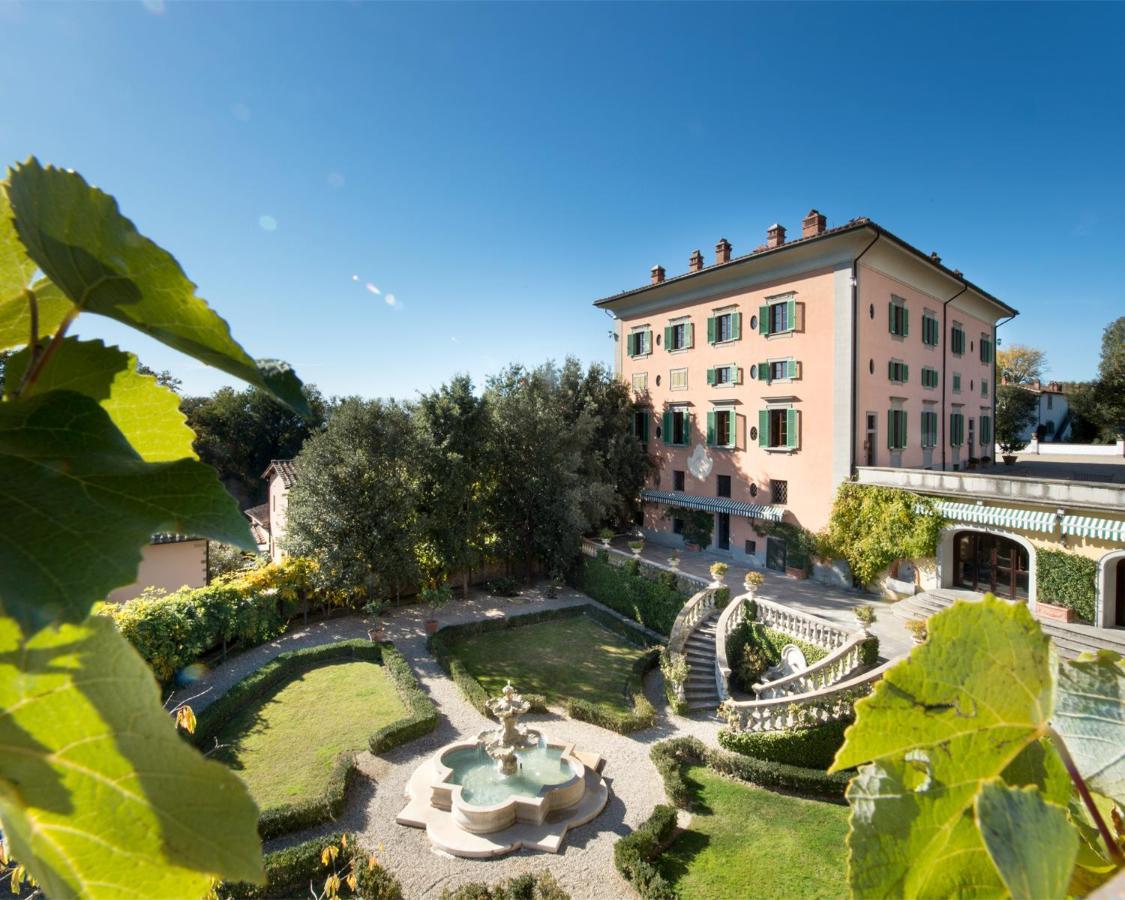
top-left (1061, 515), bottom-right (1125, 542)
top-left (929, 501), bottom-right (1058, 534)
top-left (641, 489), bottom-right (784, 522)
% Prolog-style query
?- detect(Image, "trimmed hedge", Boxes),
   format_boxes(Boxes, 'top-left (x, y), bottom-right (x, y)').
top-left (221, 831), bottom-right (404, 899)
top-left (612, 804), bottom-right (679, 899)
top-left (1037, 549), bottom-right (1097, 622)
top-left (717, 718), bottom-right (851, 770)
top-left (440, 871), bottom-right (570, 900)
top-left (568, 555), bottom-right (689, 635)
top-left (194, 640), bottom-right (436, 840)
top-left (429, 604), bottom-right (660, 732)
top-left (860, 634), bottom-right (880, 666)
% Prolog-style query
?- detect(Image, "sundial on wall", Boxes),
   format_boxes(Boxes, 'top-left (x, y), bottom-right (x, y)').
top-left (688, 444), bottom-right (713, 481)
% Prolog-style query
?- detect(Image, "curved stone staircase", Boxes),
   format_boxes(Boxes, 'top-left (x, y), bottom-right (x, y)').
top-left (681, 609), bottom-right (721, 711)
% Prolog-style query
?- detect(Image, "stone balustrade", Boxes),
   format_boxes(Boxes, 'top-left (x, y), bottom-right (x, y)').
top-left (714, 592), bottom-right (749, 700)
top-left (752, 632), bottom-right (870, 699)
top-left (667, 584), bottom-right (728, 656)
top-left (721, 660), bottom-right (897, 733)
top-left (751, 596), bottom-right (852, 651)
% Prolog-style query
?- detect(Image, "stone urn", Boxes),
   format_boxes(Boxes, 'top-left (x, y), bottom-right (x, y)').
top-left (368, 624), bottom-right (386, 642)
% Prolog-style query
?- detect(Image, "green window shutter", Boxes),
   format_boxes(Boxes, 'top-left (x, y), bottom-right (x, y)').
top-left (626, 333), bottom-right (635, 357)
top-left (903, 363), bottom-right (909, 382)
top-left (662, 411), bottom-right (672, 446)
top-left (900, 411), bottom-right (908, 449)
top-left (787, 358), bottom-right (797, 379)
top-left (728, 411), bottom-right (737, 447)
top-left (731, 312), bottom-right (742, 341)
top-left (706, 411), bottom-right (716, 446)
top-left (733, 366), bottom-right (743, 385)
top-left (786, 408), bottom-right (799, 449)
top-left (786, 298), bottom-right (796, 331)
top-left (758, 409), bottom-right (769, 447)
top-left (707, 316), bottom-right (716, 344)
top-left (684, 322), bottom-right (694, 348)
top-left (903, 307), bottom-right (909, 337)
top-left (888, 301), bottom-right (895, 334)
top-left (888, 360), bottom-right (894, 381)
top-left (887, 410), bottom-right (894, 449)
top-left (761, 360), bottom-right (771, 384)
top-left (664, 325), bottom-right (673, 349)
top-left (706, 367), bottom-right (716, 386)
top-left (644, 330), bottom-right (652, 354)
top-left (759, 305), bottom-right (770, 335)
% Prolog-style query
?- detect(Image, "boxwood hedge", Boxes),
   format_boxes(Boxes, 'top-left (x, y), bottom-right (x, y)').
top-left (717, 718), bottom-right (851, 770)
top-left (567, 555), bottom-right (689, 636)
top-left (1037, 549), bottom-right (1097, 622)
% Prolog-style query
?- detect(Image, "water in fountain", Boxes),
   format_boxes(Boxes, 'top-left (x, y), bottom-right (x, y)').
top-left (443, 743), bottom-right (573, 805)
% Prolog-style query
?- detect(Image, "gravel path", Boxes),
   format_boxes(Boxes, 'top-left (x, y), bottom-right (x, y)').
top-left (188, 584), bottom-right (724, 899)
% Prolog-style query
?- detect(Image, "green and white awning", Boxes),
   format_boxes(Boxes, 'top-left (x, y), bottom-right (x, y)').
top-left (642, 489), bottom-right (784, 522)
top-left (1060, 515), bottom-right (1125, 542)
top-left (929, 501), bottom-right (1058, 534)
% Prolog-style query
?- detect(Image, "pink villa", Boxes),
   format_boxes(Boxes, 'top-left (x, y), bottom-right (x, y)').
top-left (596, 211), bottom-right (1125, 633)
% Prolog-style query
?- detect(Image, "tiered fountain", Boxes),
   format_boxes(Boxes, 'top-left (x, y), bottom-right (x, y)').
top-left (397, 682), bottom-right (609, 858)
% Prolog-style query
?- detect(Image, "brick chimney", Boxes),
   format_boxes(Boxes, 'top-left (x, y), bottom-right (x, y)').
top-left (766, 223), bottom-right (786, 249)
top-left (715, 238), bottom-right (732, 265)
top-left (801, 209), bottom-right (827, 238)
top-left (689, 249), bottom-right (704, 272)
top-left (650, 265), bottom-right (665, 284)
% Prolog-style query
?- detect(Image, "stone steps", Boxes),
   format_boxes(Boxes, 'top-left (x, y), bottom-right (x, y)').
top-left (680, 610), bottom-right (721, 710)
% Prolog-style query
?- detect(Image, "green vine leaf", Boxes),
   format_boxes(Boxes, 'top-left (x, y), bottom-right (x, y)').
top-left (976, 780), bottom-right (1078, 900)
top-left (0, 614), bottom-right (264, 897)
top-left (1051, 650), bottom-right (1125, 804)
top-left (0, 278), bottom-right (75, 352)
top-left (0, 390), bottom-right (253, 632)
top-left (5, 337), bottom-right (196, 461)
top-left (0, 186), bottom-right (35, 300)
top-left (3, 158), bottom-right (308, 416)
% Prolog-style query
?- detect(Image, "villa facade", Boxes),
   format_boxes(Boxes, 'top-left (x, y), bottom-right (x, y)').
top-left (595, 211), bottom-right (1125, 629)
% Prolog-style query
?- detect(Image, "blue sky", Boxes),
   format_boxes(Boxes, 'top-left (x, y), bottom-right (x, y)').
top-left (1, 1), bottom-right (1122, 399)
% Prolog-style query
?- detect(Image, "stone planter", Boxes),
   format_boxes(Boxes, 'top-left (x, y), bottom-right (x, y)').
top-left (367, 625), bottom-right (386, 642)
top-left (1002, 454), bottom-right (1017, 465)
top-left (1036, 601), bottom-right (1075, 623)
top-left (425, 618), bottom-right (440, 635)
top-left (785, 566), bottom-right (808, 580)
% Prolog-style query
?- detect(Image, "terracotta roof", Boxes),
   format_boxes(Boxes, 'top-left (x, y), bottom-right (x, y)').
top-left (262, 458), bottom-right (298, 488)
top-left (244, 503), bottom-right (270, 528)
top-left (593, 217), bottom-right (1017, 316)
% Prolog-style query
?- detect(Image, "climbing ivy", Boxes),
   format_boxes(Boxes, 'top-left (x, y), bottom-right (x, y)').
top-left (831, 597), bottom-right (1124, 897)
top-left (0, 158), bottom-right (308, 897)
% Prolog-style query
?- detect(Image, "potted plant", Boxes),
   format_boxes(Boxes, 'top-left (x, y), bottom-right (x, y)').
top-left (743, 570), bottom-right (764, 596)
top-left (680, 509), bottom-right (715, 552)
top-left (996, 384), bottom-right (1038, 466)
top-left (628, 538), bottom-right (644, 557)
top-left (598, 527), bottom-right (615, 548)
top-left (666, 551), bottom-right (681, 570)
top-left (421, 584), bottom-right (451, 635)
top-left (709, 561), bottom-right (728, 585)
top-left (967, 457), bottom-right (980, 471)
top-left (853, 603), bottom-right (876, 630)
top-left (364, 599), bottom-right (387, 641)
top-left (906, 618), bottom-right (928, 645)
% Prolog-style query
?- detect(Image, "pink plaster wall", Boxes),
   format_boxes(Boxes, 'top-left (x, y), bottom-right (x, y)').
top-left (268, 474), bottom-right (289, 563)
top-left (108, 539), bottom-right (208, 604)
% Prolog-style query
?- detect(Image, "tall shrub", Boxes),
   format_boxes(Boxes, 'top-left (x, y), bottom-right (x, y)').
top-left (1037, 549), bottom-right (1097, 622)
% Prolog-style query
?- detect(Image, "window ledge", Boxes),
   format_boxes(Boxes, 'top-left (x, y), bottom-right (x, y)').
top-left (764, 447), bottom-right (799, 454)
top-left (712, 339), bottom-right (740, 347)
top-left (765, 331), bottom-right (796, 340)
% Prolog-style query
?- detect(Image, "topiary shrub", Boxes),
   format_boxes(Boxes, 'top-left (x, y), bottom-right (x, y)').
top-left (612, 804), bottom-right (679, 899)
top-left (717, 718), bottom-right (851, 770)
top-left (1037, 549), bottom-right (1097, 622)
top-left (440, 871), bottom-right (570, 900)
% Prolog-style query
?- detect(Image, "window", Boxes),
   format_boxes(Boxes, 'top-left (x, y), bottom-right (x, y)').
top-left (664, 321), bottom-right (694, 351)
top-left (950, 412), bottom-right (965, 446)
top-left (888, 360), bottom-right (909, 383)
top-left (745, 539), bottom-right (757, 555)
top-left (627, 329), bottom-right (652, 357)
top-left (769, 479), bottom-right (788, 505)
top-left (759, 297), bottom-right (797, 336)
top-left (707, 364), bottom-right (741, 386)
top-left (632, 410), bottom-right (649, 443)
top-left (759, 408), bottom-right (800, 450)
top-left (887, 409), bottom-right (908, 450)
top-left (1047, 393), bottom-right (1054, 410)
top-left (717, 475), bottom-right (731, 498)
top-left (921, 410), bottom-right (938, 448)
top-left (981, 379), bottom-right (989, 398)
top-left (708, 408), bottom-right (736, 448)
top-left (672, 516), bottom-right (683, 534)
top-left (980, 335), bottom-right (993, 363)
top-left (663, 408), bottom-right (691, 446)
top-left (922, 313), bottom-right (940, 347)
top-left (631, 372), bottom-right (647, 393)
top-left (952, 373), bottom-right (961, 393)
top-left (670, 368), bottom-right (688, 391)
top-left (756, 358), bottom-right (799, 383)
top-left (951, 324), bottom-right (965, 356)
top-left (980, 414), bottom-right (993, 446)
top-left (921, 366), bottom-right (939, 389)
top-left (707, 310), bottom-right (742, 344)
top-left (673, 469), bottom-right (685, 491)
top-left (889, 297), bottom-right (909, 337)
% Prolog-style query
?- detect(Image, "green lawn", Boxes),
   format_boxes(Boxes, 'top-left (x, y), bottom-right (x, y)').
top-left (211, 660), bottom-right (406, 811)
top-left (658, 766), bottom-right (849, 899)
top-left (449, 615), bottom-right (650, 711)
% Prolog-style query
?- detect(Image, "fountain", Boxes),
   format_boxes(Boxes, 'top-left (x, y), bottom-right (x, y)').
top-left (397, 682), bottom-right (609, 858)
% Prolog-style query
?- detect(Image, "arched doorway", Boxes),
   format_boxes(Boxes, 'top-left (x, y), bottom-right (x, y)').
top-left (1098, 550), bottom-right (1125, 628)
top-left (1117, 559), bottom-right (1125, 627)
top-left (953, 531), bottom-right (1030, 600)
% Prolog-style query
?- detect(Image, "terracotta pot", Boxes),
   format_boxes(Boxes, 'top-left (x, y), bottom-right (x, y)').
top-left (685, 542), bottom-right (700, 552)
top-left (425, 619), bottom-right (439, 635)
top-left (1036, 601), bottom-right (1075, 623)
top-left (785, 566), bottom-right (808, 580)
top-left (1002, 455), bottom-right (1017, 465)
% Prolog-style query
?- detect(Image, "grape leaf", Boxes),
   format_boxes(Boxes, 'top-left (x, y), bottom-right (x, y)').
top-left (1052, 650), bottom-right (1125, 804)
top-left (0, 613), bottom-right (264, 898)
top-left (4, 158), bottom-right (308, 416)
top-left (0, 390), bottom-right (253, 632)
top-left (976, 780), bottom-right (1078, 900)
top-left (6, 337), bottom-right (196, 461)
top-left (0, 278), bottom-right (75, 352)
top-left (0, 184), bottom-right (35, 299)
top-left (832, 597), bottom-right (1056, 772)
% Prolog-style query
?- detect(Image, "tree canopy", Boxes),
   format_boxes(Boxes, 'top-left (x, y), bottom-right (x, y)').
top-left (996, 384), bottom-right (1039, 454)
top-left (997, 343), bottom-right (1047, 386)
top-left (1070, 316), bottom-right (1125, 441)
